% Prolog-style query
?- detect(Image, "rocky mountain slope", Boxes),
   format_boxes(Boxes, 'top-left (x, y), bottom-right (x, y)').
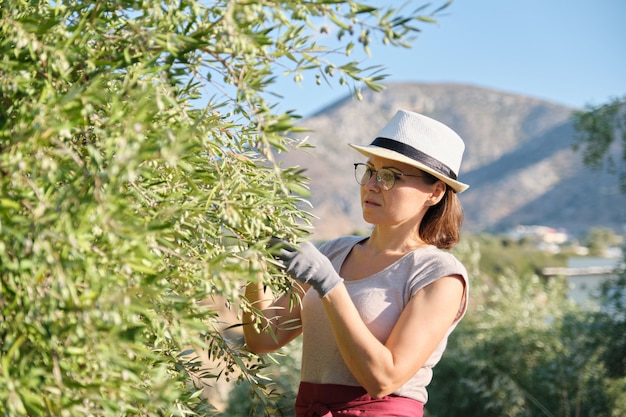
top-left (279, 82), bottom-right (626, 241)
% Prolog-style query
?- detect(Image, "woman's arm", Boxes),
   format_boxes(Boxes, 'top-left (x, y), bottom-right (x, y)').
top-left (322, 275), bottom-right (465, 398)
top-left (242, 280), bottom-right (307, 354)
top-left (267, 238), bottom-right (465, 396)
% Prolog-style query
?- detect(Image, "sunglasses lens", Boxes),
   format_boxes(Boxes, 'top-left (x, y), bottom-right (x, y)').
top-left (378, 169), bottom-right (396, 190)
top-left (354, 164), bottom-right (370, 185)
top-left (354, 164), bottom-right (397, 190)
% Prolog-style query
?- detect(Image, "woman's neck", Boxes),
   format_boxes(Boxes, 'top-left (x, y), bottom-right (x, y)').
top-left (365, 225), bottom-right (426, 255)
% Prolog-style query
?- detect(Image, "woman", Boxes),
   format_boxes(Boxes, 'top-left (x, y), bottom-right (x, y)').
top-left (243, 109), bottom-right (470, 416)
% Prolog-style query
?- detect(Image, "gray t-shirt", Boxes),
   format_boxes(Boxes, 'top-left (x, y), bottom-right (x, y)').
top-left (300, 235), bottom-right (469, 403)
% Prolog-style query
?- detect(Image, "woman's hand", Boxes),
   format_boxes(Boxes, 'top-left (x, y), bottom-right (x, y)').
top-left (270, 238), bottom-right (343, 298)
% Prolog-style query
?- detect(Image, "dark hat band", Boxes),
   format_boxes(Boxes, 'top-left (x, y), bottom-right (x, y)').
top-left (371, 137), bottom-right (457, 180)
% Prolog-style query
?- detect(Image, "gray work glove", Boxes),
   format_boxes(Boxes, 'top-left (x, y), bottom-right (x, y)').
top-left (270, 238), bottom-right (343, 298)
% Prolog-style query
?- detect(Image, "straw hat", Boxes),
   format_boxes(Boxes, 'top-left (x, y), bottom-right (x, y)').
top-left (349, 109), bottom-right (469, 193)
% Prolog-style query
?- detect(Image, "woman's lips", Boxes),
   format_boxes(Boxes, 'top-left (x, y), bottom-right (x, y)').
top-left (363, 198), bottom-right (381, 208)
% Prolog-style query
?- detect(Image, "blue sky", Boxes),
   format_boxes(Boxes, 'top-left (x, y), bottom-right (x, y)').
top-left (271, 0), bottom-right (626, 117)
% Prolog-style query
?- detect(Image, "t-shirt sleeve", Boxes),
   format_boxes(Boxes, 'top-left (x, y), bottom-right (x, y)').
top-left (405, 249), bottom-right (469, 321)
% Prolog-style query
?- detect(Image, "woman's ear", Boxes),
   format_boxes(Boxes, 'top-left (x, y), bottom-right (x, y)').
top-left (429, 181), bottom-right (447, 205)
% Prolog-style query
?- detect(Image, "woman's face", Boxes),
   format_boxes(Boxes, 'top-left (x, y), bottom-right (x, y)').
top-left (359, 155), bottom-right (444, 227)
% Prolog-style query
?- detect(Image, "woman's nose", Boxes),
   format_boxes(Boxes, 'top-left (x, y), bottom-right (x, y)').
top-left (365, 173), bottom-right (381, 190)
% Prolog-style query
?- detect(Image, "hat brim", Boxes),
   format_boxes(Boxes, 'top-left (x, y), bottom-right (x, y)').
top-left (349, 144), bottom-right (469, 193)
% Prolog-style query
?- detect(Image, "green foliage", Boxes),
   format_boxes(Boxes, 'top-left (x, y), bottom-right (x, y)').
top-left (457, 233), bottom-right (567, 279)
top-left (221, 341), bottom-right (302, 417)
top-left (429, 238), bottom-right (626, 417)
top-left (582, 227), bottom-right (623, 256)
top-left (0, 0), bottom-right (450, 415)
top-left (570, 93), bottom-right (626, 414)
top-left (572, 96), bottom-right (626, 193)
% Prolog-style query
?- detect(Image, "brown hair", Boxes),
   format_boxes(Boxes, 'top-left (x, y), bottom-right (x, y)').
top-left (419, 183), bottom-right (464, 249)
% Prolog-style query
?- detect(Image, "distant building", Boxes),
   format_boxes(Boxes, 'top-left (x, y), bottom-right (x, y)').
top-left (507, 225), bottom-right (570, 253)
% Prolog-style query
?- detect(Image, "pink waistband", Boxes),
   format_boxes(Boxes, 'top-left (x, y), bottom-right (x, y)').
top-left (295, 382), bottom-right (424, 417)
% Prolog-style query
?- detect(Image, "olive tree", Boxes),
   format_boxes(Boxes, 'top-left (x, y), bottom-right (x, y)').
top-left (0, 0), bottom-right (451, 415)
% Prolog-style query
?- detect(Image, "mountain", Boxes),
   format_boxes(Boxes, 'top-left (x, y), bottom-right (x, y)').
top-left (279, 82), bottom-right (626, 241)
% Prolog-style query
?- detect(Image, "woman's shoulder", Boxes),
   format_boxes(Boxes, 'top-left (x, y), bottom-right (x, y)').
top-left (415, 245), bottom-right (460, 260)
top-left (318, 235), bottom-right (366, 256)
top-left (402, 246), bottom-right (468, 306)
top-left (408, 246), bottom-right (467, 279)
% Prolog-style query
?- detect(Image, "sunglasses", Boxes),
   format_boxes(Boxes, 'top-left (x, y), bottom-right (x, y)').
top-left (354, 163), bottom-right (425, 191)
